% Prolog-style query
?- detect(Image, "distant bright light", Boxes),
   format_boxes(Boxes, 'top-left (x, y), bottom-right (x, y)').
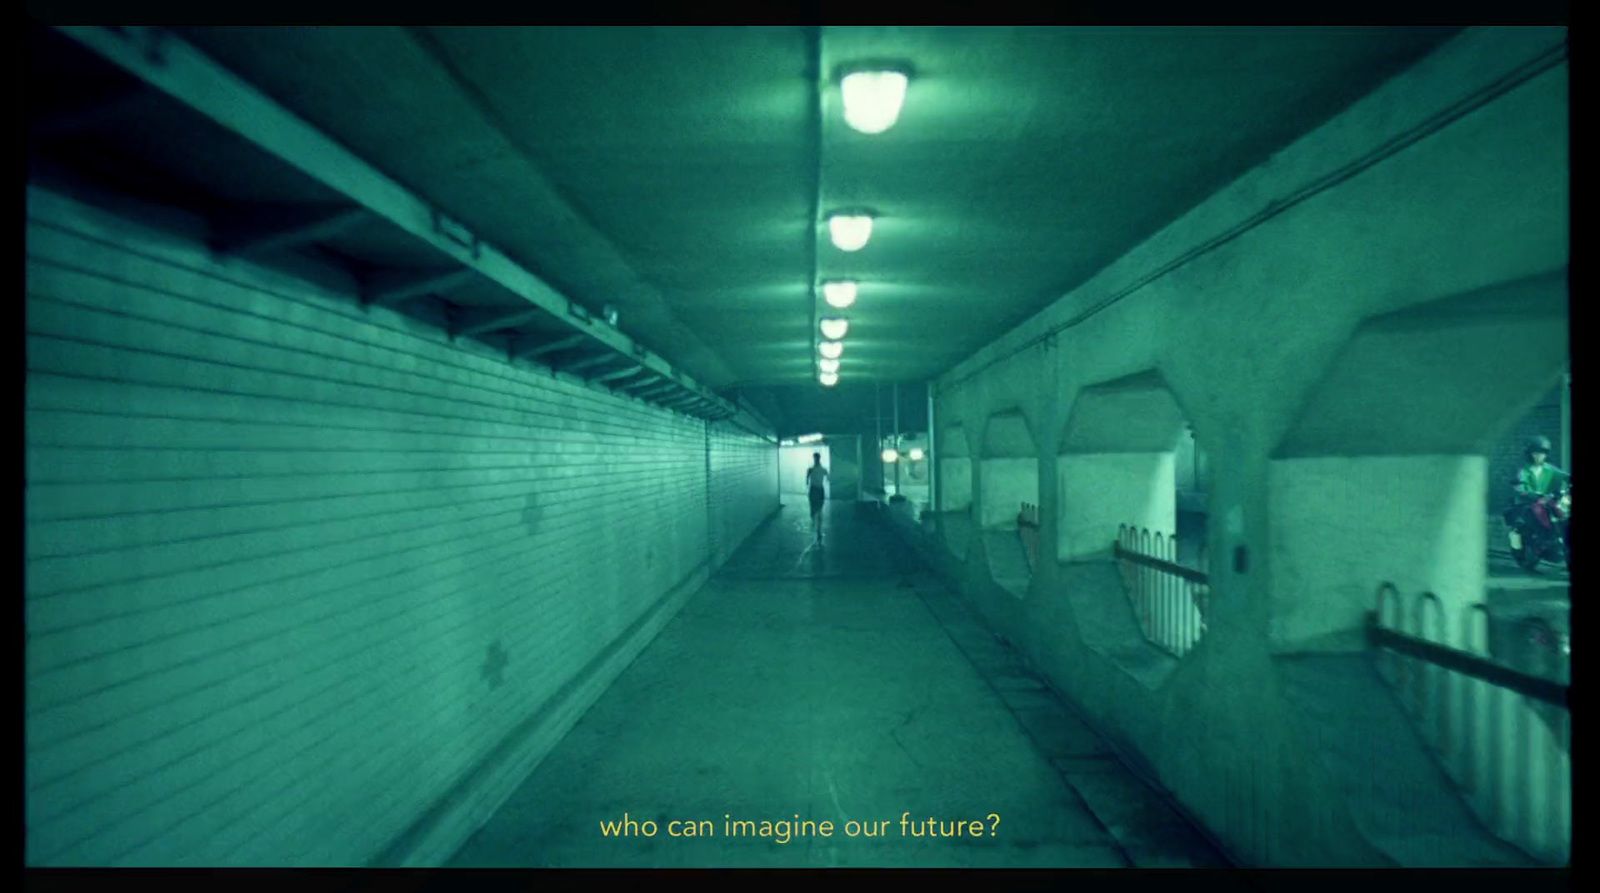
top-left (820, 317), bottom-right (849, 340)
top-left (818, 357), bottom-right (840, 374)
top-left (882, 448), bottom-right (899, 463)
top-left (819, 340), bottom-right (843, 359)
top-left (841, 70), bottom-right (909, 134)
top-left (909, 448), bottom-right (925, 461)
top-left (828, 214), bottom-right (873, 252)
top-left (819, 371), bottom-right (839, 387)
top-left (797, 432), bottom-right (824, 444)
top-left (822, 280), bottom-right (857, 309)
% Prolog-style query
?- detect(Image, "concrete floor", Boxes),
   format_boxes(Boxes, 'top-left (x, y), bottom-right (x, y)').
top-left (447, 499), bottom-right (1231, 868)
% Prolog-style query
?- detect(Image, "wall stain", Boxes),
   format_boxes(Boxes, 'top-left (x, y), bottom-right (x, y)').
top-left (482, 639), bottom-right (509, 689)
top-left (521, 494), bottom-right (542, 534)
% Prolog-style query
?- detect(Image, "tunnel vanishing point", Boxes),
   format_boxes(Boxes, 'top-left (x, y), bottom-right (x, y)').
top-left (24, 24), bottom-right (1569, 869)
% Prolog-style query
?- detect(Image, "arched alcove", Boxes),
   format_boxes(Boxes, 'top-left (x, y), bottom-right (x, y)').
top-left (1055, 369), bottom-right (1208, 666)
top-left (979, 410), bottom-right (1038, 529)
top-left (1269, 269), bottom-right (1569, 652)
top-left (1057, 370), bottom-right (1188, 562)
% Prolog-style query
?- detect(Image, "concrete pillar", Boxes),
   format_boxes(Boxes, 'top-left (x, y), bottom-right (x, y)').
top-left (893, 382), bottom-right (901, 496)
top-left (928, 385), bottom-right (938, 511)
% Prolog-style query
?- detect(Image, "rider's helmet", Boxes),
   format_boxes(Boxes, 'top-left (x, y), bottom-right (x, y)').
top-left (1527, 435), bottom-right (1553, 461)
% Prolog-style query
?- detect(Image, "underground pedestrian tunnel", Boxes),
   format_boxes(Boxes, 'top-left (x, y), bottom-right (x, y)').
top-left (23, 24), bottom-right (1569, 868)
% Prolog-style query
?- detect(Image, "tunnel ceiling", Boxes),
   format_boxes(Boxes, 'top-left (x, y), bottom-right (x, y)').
top-left (29, 25), bottom-right (1461, 436)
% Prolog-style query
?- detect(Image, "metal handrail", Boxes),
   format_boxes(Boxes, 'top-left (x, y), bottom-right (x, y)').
top-left (1366, 582), bottom-right (1570, 864)
top-left (1365, 612), bottom-right (1567, 707)
top-left (1112, 540), bottom-right (1208, 584)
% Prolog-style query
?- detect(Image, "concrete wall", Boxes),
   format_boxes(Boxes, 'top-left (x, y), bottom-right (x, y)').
top-left (928, 28), bottom-right (1568, 866)
top-left (978, 458), bottom-right (1037, 529)
top-left (709, 420), bottom-right (780, 569)
top-left (1176, 426), bottom-right (1211, 507)
top-left (1268, 456), bottom-right (1488, 651)
top-left (941, 458), bottom-right (973, 513)
top-left (23, 186), bottom-right (778, 867)
top-left (1058, 453), bottom-right (1176, 561)
top-left (826, 436), bottom-right (861, 501)
top-left (939, 426), bottom-right (973, 513)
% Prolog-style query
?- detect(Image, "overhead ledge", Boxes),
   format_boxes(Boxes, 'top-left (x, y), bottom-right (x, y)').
top-left (52, 25), bottom-right (737, 421)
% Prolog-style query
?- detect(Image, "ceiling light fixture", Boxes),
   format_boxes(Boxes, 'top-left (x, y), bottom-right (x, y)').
top-left (820, 318), bottom-right (849, 340)
top-left (819, 340), bottom-right (843, 359)
top-left (841, 70), bottom-right (909, 134)
top-left (819, 371), bottom-right (839, 387)
top-left (818, 357), bottom-right (840, 374)
top-left (821, 280), bottom-right (858, 309)
top-left (827, 213), bottom-right (873, 252)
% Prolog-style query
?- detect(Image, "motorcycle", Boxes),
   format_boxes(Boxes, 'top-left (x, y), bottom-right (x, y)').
top-left (1511, 484), bottom-right (1571, 574)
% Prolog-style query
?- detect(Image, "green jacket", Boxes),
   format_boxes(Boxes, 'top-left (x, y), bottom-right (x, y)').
top-left (1512, 463), bottom-right (1571, 503)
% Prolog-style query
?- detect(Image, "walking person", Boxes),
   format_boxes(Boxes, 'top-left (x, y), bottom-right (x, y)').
top-left (806, 452), bottom-right (829, 544)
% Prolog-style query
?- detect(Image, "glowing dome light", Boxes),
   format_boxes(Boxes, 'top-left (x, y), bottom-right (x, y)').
top-left (909, 448), bottom-right (925, 461)
top-left (818, 357), bottom-right (840, 374)
top-left (819, 340), bottom-right (843, 359)
top-left (822, 280), bottom-right (857, 309)
top-left (827, 214), bottom-right (873, 252)
top-left (820, 317), bottom-right (849, 340)
top-left (819, 371), bottom-right (839, 387)
top-left (841, 70), bottom-right (909, 134)
top-left (882, 448), bottom-right (899, 463)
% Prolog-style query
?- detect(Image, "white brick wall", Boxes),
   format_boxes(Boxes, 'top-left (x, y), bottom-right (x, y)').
top-left (24, 188), bottom-right (778, 866)
top-left (708, 419), bottom-right (780, 569)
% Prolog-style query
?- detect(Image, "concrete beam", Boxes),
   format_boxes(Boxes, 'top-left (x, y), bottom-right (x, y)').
top-left (631, 381), bottom-right (681, 400)
top-left (657, 391), bottom-right (702, 408)
top-left (213, 204), bottom-right (371, 257)
top-left (516, 333), bottom-right (589, 360)
top-left (593, 365), bottom-right (646, 384)
top-left (50, 25), bottom-right (737, 420)
top-left (560, 353), bottom-right (619, 375)
top-left (615, 374), bottom-right (665, 392)
top-left (364, 267), bottom-right (479, 308)
top-left (452, 307), bottom-right (541, 339)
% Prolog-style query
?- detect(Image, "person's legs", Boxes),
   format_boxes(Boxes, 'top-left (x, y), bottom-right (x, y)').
top-left (1504, 505), bottom-right (1525, 557)
top-left (809, 489), bottom-right (824, 542)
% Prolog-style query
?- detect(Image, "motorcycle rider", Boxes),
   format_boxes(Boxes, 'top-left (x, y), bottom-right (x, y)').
top-left (1504, 435), bottom-right (1570, 563)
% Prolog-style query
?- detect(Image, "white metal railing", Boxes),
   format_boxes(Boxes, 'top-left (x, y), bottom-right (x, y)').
top-left (1114, 524), bottom-right (1208, 658)
top-left (1370, 583), bottom-right (1569, 864)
